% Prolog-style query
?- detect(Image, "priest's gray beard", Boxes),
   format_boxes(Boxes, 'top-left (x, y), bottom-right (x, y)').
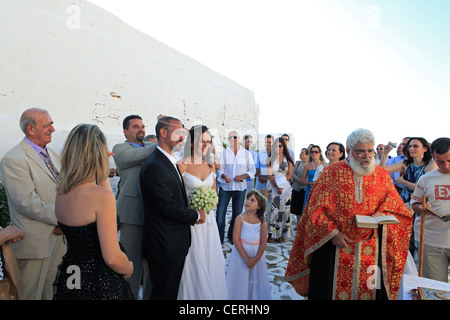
top-left (348, 152), bottom-right (376, 176)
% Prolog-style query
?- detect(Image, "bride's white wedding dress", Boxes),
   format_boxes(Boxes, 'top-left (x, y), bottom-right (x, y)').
top-left (177, 171), bottom-right (228, 300)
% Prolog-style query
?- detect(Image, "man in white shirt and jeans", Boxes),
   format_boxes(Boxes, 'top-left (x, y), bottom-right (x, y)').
top-left (216, 131), bottom-right (256, 244)
top-left (411, 137), bottom-right (450, 282)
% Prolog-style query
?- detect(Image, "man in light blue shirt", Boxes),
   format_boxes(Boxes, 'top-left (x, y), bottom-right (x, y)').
top-left (386, 137), bottom-right (410, 194)
top-left (282, 134), bottom-right (295, 162)
top-left (255, 135), bottom-right (274, 190)
top-left (216, 131), bottom-right (256, 243)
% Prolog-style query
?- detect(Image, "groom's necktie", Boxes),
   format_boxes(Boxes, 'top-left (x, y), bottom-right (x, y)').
top-left (40, 150), bottom-right (59, 182)
top-left (174, 163), bottom-right (182, 181)
top-left (176, 165), bottom-right (185, 188)
top-left (176, 165), bottom-right (189, 205)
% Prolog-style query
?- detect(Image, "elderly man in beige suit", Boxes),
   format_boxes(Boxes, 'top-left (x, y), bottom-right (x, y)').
top-left (113, 114), bottom-right (157, 299)
top-left (0, 108), bottom-right (66, 299)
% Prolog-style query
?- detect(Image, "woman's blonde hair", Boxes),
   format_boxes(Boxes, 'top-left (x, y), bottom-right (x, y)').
top-left (57, 124), bottom-right (109, 194)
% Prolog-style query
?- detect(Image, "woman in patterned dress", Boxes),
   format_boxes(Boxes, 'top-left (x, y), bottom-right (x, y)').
top-left (266, 137), bottom-right (294, 243)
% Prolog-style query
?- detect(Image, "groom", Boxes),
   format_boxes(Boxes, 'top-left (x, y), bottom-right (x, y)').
top-left (140, 116), bottom-right (206, 300)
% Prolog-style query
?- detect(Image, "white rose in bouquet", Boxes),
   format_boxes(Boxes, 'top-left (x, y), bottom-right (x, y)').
top-left (189, 186), bottom-right (218, 214)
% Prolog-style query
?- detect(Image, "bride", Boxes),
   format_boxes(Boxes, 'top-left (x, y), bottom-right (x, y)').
top-left (177, 125), bottom-right (228, 300)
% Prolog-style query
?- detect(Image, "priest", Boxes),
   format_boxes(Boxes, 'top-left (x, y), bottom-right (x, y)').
top-left (285, 128), bottom-right (413, 300)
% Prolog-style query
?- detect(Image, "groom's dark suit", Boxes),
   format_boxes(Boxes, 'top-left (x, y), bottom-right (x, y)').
top-left (140, 147), bottom-right (199, 299)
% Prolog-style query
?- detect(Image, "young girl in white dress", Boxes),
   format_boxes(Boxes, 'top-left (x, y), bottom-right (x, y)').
top-left (177, 125), bottom-right (228, 300)
top-left (226, 189), bottom-right (272, 300)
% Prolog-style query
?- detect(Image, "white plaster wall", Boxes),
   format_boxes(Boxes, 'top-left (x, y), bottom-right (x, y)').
top-left (0, 0), bottom-right (259, 165)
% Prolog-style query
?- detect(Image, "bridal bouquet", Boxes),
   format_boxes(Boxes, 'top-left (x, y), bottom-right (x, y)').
top-left (189, 186), bottom-right (218, 213)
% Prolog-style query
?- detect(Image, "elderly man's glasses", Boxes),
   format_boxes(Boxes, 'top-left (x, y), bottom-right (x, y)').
top-left (351, 148), bottom-right (375, 156)
top-left (228, 136), bottom-right (238, 140)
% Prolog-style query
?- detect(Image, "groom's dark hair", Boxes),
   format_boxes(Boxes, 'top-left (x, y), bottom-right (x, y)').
top-left (155, 116), bottom-right (181, 140)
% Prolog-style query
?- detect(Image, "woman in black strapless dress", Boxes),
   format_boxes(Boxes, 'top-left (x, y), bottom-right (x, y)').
top-left (53, 124), bottom-right (133, 300)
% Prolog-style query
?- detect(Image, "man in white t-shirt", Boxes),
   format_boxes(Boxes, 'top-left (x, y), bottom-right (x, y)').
top-left (411, 137), bottom-right (450, 282)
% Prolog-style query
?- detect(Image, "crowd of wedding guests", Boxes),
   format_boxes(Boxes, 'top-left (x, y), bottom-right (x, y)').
top-left (0, 108), bottom-right (448, 300)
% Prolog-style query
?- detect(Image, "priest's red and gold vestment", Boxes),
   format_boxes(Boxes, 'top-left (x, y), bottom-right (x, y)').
top-left (284, 161), bottom-right (413, 300)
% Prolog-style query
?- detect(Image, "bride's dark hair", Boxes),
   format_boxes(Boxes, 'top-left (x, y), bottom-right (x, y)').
top-left (183, 125), bottom-right (213, 165)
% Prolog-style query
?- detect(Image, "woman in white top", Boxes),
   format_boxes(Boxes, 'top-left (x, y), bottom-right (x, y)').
top-left (266, 137), bottom-right (294, 243)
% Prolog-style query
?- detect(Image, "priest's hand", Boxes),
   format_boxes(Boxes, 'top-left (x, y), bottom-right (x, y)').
top-left (332, 231), bottom-right (353, 248)
top-left (372, 212), bottom-right (385, 217)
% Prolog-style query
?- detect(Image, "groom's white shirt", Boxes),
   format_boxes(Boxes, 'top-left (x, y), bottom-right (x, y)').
top-left (157, 146), bottom-right (182, 181)
top-left (157, 146), bottom-right (200, 221)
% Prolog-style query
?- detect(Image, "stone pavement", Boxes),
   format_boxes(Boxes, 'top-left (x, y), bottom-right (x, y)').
top-left (222, 205), bottom-right (305, 300)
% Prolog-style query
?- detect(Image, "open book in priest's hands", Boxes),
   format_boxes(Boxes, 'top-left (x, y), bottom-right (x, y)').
top-left (355, 214), bottom-right (400, 229)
